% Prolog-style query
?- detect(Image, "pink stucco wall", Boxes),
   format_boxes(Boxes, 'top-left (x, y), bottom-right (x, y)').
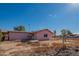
top-left (8, 32), bottom-right (32, 41)
top-left (33, 30), bottom-right (53, 40)
top-left (4, 29), bottom-right (54, 41)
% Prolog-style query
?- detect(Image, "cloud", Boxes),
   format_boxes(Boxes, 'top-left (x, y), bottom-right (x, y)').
top-left (49, 14), bottom-right (52, 17)
top-left (65, 3), bottom-right (79, 13)
top-left (49, 14), bottom-right (57, 18)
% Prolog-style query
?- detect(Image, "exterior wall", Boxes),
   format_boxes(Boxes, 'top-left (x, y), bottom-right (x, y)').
top-left (8, 32), bottom-right (32, 41)
top-left (33, 30), bottom-right (53, 40)
top-left (4, 29), bottom-right (54, 41)
top-left (4, 34), bottom-right (9, 41)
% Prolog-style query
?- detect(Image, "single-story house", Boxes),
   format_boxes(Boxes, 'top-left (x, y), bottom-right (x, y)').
top-left (3, 29), bottom-right (54, 41)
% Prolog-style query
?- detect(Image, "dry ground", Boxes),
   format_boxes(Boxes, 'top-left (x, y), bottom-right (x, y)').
top-left (0, 38), bottom-right (79, 56)
top-left (0, 40), bottom-right (54, 56)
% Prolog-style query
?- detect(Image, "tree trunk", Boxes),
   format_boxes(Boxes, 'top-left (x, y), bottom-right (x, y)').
top-left (62, 36), bottom-right (66, 50)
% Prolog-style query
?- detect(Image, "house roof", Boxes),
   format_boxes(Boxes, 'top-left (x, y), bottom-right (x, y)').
top-left (31, 29), bottom-right (53, 34)
top-left (7, 31), bottom-right (32, 34)
top-left (2, 29), bottom-right (53, 35)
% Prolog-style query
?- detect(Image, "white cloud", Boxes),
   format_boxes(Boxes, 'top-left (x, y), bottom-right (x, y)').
top-left (69, 3), bottom-right (79, 8)
top-left (49, 14), bottom-right (52, 17)
top-left (49, 14), bottom-right (57, 18)
top-left (66, 3), bottom-right (79, 13)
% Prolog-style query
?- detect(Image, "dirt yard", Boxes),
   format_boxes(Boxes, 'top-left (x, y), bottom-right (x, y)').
top-left (0, 39), bottom-right (79, 56)
top-left (0, 40), bottom-right (54, 56)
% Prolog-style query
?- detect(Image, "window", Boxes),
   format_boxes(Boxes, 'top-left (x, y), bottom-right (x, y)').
top-left (27, 36), bottom-right (32, 39)
top-left (44, 34), bottom-right (48, 37)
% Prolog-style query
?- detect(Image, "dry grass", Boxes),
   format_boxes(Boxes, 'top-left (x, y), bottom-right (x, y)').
top-left (0, 38), bottom-right (79, 55)
top-left (0, 40), bottom-right (53, 56)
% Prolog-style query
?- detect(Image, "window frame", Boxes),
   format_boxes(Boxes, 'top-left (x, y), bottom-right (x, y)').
top-left (44, 34), bottom-right (48, 38)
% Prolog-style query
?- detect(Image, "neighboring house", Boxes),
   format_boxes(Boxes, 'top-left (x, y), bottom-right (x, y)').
top-left (57, 34), bottom-right (79, 40)
top-left (3, 29), bottom-right (54, 41)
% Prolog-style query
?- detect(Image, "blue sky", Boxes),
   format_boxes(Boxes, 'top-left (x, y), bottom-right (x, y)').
top-left (0, 3), bottom-right (79, 34)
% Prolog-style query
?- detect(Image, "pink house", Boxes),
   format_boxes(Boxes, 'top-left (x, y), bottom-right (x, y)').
top-left (4, 29), bottom-right (54, 41)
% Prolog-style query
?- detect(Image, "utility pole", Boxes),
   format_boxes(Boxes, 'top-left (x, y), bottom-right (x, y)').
top-left (28, 24), bottom-right (31, 32)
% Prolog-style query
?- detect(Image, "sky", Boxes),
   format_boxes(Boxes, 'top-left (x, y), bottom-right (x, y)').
top-left (0, 3), bottom-right (79, 34)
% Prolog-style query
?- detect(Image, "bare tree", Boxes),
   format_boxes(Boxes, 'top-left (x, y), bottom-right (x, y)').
top-left (54, 30), bottom-right (56, 40)
top-left (61, 29), bottom-right (67, 49)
